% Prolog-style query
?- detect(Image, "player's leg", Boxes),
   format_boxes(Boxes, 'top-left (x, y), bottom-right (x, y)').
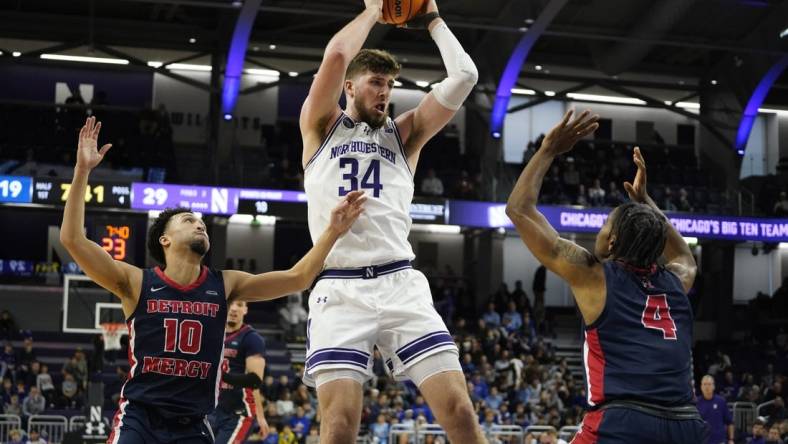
top-left (411, 357), bottom-right (487, 444)
top-left (107, 401), bottom-right (159, 444)
top-left (315, 370), bottom-right (365, 444)
top-left (572, 408), bottom-right (661, 444)
top-left (210, 408), bottom-right (251, 444)
top-left (666, 417), bottom-right (710, 444)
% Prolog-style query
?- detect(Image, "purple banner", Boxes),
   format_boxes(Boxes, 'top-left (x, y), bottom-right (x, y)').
top-left (131, 183), bottom-right (305, 214)
top-left (448, 200), bottom-right (788, 243)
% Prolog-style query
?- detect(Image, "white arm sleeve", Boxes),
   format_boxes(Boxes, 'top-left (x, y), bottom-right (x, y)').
top-left (429, 20), bottom-right (479, 111)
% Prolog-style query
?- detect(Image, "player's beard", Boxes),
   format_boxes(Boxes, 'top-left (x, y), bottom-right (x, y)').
top-left (355, 95), bottom-right (386, 129)
top-left (189, 238), bottom-right (208, 257)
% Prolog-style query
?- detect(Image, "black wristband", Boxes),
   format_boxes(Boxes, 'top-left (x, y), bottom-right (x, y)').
top-left (222, 372), bottom-right (262, 389)
top-left (406, 12), bottom-right (440, 29)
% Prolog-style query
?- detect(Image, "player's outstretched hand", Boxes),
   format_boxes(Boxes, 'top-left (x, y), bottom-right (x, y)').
top-left (76, 116), bottom-right (112, 171)
top-left (256, 414), bottom-right (270, 439)
top-left (541, 109), bottom-right (599, 157)
top-left (623, 147), bottom-right (648, 203)
top-left (330, 190), bottom-right (367, 235)
top-left (364, 0), bottom-right (383, 21)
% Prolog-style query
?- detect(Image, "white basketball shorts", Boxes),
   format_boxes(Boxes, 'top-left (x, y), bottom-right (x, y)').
top-left (302, 263), bottom-right (458, 387)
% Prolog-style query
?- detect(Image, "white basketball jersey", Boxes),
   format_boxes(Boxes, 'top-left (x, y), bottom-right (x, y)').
top-left (304, 113), bottom-right (416, 268)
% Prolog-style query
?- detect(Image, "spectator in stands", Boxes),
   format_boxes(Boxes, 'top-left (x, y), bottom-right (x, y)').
top-left (662, 187), bottom-right (678, 211)
top-left (22, 386), bottom-right (45, 419)
top-left (421, 168), bottom-right (445, 196)
top-left (773, 192), bottom-right (788, 216)
top-left (278, 424), bottom-right (297, 444)
top-left (454, 170), bottom-right (479, 200)
top-left (482, 303), bottom-right (501, 328)
top-left (25, 429), bottom-right (46, 444)
top-left (562, 159), bottom-right (580, 196)
top-left (719, 369), bottom-right (740, 402)
top-left (536, 428), bottom-right (568, 444)
top-left (289, 405), bottom-right (311, 441)
top-left (767, 424), bottom-right (785, 444)
top-left (588, 179), bottom-right (605, 207)
top-left (1, 343), bottom-right (16, 381)
top-left (490, 283), bottom-right (511, 310)
top-left (276, 389), bottom-right (295, 419)
top-left (56, 373), bottom-right (83, 409)
top-left (279, 292), bottom-right (308, 341)
top-left (677, 188), bottom-right (694, 212)
top-left (17, 336), bottom-right (36, 381)
top-left (5, 394), bottom-right (22, 416)
top-left (765, 381), bottom-right (785, 403)
top-left (411, 395), bottom-right (433, 423)
top-left (1, 377), bottom-right (14, 403)
top-left (7, 429), bottom-right (24, 444)
top-left (575, 184), bottom-right (588, 206)
top-left (763, 397), bottom-right (787, 424)
top-left (748, 417), bottom-right (768, 444)
top-left (480, 409), bottom-right (499, 436)
top-left (697, 375), bottom-right (734, 444)
top-left (511, 280), bottom-right (531, 314)
top-left (22, 361), bottom-right (40, 389)
top-left (604, 181), bottom-right (625, 206)
top-left (261, 375), bottom-right (277, 402)
top-left (370, 414), bottom-right (390, 443)
top-left (485, 386), bottom-right (504, 410)
top-left (15, 381), bottom-right (26, 400)
top-left (0, 310), bottom-right (18, 339)
top-left (503, 301), bottom-right (523, 333)
top-left (780, 419), bottom-right (788, 441)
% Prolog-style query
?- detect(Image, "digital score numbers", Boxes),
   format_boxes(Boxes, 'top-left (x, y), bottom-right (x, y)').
top-left (33, 179), bottom-right (131, 208)
top-left (95, 224), bottom-right (133, 262)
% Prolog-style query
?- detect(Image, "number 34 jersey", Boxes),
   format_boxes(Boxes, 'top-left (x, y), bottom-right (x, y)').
top-left (121, 266), bottom-right (228, 417)
top-left (304, 113), bottom-right (416, 268)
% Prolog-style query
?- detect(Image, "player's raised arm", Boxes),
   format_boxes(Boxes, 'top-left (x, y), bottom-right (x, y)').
top-left (623, 147), bottom-right (697, 292)
top-left (395, 0), bottom-right (478, 166)
top-left (60, 117), bottom-right (141, 302)
top-left (300, 0), bottom-right (382, 165)
top-left (225, 191), bottom-right (367, 302)
top-left (505, 110), bottom-right (600, 289)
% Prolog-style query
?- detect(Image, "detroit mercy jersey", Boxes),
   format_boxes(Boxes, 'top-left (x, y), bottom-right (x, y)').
top-left (583, 261), bottom-right (695, 407)
top-left (121, 266), bottom-right (227, 417)
top-left (218, 324), bottom-right (265, 414)
top-left (304, 113), bottom-right (416, 268)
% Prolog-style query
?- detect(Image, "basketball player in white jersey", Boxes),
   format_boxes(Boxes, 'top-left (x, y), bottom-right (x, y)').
top-left (299, 0), bottom-right (484, 442)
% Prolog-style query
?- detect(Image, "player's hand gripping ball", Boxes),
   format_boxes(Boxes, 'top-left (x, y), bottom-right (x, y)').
top-left (381, 0), bottom-right (427, 25)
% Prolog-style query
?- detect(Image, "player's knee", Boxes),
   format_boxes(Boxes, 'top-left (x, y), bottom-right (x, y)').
top-left (442, 396), bottom-right (476, 428)
top-left (321, 411), bottom-right (358, 440)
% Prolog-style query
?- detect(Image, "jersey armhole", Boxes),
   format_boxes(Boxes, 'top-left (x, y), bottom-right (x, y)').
top-left (304, 112), bottom-right (345, 172)
top-left (583, 263), bottom-right (612, 330)
top-left (128, 269), bottom-right (150, 322)
top-left (390, 119), bottom-right (413, 178)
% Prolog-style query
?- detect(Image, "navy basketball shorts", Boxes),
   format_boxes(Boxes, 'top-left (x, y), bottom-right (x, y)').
top-left (208, 407), bottom-right (255, 444)
top-left (107, 399), bottom-right (214, 444)
top-left (571, 406), bottom-right (710, 444)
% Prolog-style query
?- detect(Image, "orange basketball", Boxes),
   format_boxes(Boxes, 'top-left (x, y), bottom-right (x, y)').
top-left (382, 0), bottom-right (426, 26)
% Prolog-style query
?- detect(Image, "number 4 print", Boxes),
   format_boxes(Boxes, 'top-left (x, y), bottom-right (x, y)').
top-left (641, 294), bottom-right (677, 340)
top-left (338, 158), bottom-right (383, 197)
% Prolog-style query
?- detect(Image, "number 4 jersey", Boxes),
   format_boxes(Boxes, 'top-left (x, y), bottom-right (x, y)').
top-left (304, 113), bottom-right (416, 268)
top-left (121, 266), bottom-right (228, 417)
top-left (583, 261), bottom-right (695, 407)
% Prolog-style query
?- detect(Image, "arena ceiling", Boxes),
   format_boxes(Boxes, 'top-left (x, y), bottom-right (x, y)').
top-left (1, 0), bottom-right (787, 107)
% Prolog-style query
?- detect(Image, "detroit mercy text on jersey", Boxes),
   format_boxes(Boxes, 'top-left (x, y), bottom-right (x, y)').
top-left (121, 266), bottom-right (227, 417)
top-left (304, 113), bottom-right (415, 268)
top-left (218, 324), bottom-right (265, 414)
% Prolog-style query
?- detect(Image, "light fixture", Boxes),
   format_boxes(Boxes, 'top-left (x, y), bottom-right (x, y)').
top-left (510, 88), bottom-right (536, 95)
top-left (410, 224), bottom-right (461, 234)
top-left (566, 93), bottom-right (646, 105)
top-left (223, 113), bottom-right (233, 121)
top-left (12, 51), bottom-right (21, 57)
top-left (780, 27), bottom-right (788, 39)
top-left (682, 237), bottom-right (698, 245)
top-left (229, 214), bottom-right (276, 225)
top-left (535, 65), bottom-right (543, 71)
top-left (544, 91), bottom-right (556, 97)
top-left (518, 27), bottom-right (528, 32)
top-left (393, 80), bottom-right (403, 87)
top-left (166, 63), bottom-right (212, 71)
top-left (269, 44), bottom-right (277, 50)
top-left (711, 80), bottom-right (718, 85)
top-left (415, 80), bottom-right (430, 87)
top-left (252, 46), bottom-right (260, 51)
top-left (675, 102), bottom-right (700, 109)
top-left (492, 131), bottom-right (502, 139)
top-left (524, 18), bottom-right (535, 25)
top-left (759, 108), bottom-right (788, 116)
top-left (41, 54), bottom-right (129, 65)
top-left (244, 68), bottom-right (279, 76)
top-left (288, 71), bottom-right (298, 77)
top-left (189, 37), bottom-right (197, 44)
top-left (147, 61), bottom-right (163, 68)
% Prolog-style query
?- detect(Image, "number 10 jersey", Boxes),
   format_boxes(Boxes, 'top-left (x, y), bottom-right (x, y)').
top-left (304, 113), bottom-right (416, 268)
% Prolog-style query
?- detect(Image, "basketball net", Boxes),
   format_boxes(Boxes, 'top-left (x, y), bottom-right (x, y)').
top-left (100, 323), bottom-right (128, 351)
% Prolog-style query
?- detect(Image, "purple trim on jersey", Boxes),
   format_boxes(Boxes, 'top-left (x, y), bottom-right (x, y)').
top-left (396, 331), bottom-right (454, 365)
top-left (306, 348), bottom-right (369, 371)
top-left (390, 119), bottom-right (413, 177)
top-left (304, 112), bottom-right (345, 170)
top-left (154, 266), bottom-right (209, 292)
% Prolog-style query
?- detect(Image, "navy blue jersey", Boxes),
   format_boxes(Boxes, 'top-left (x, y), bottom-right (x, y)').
top-left (583, 261), bottom-right (695, 407)
top-left (217, 324), bottom-right (266, 414)
top-left (121, 266), bottom-right (227, 418)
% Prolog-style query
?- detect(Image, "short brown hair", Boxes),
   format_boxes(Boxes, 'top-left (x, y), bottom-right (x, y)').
top-left (345, 49), bottom-right (401, 80)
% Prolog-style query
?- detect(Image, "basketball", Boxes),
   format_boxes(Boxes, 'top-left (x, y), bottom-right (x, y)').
top-left (382, 0), bottom-right (426, 25)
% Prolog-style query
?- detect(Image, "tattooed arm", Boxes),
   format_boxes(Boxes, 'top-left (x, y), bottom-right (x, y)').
top-left (506, 111), bottom-right (606, 323)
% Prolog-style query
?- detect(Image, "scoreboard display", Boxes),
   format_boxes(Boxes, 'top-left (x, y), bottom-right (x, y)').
top-left (33, 178), bottom-right (131, 208)
top-left (238, 199), bottom-right (308, 220)
top-left (93, 224), bottom-right (134, 262)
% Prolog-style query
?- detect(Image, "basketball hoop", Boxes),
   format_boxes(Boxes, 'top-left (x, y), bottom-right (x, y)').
top-left (100, 322), bottom-right (128, 351)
